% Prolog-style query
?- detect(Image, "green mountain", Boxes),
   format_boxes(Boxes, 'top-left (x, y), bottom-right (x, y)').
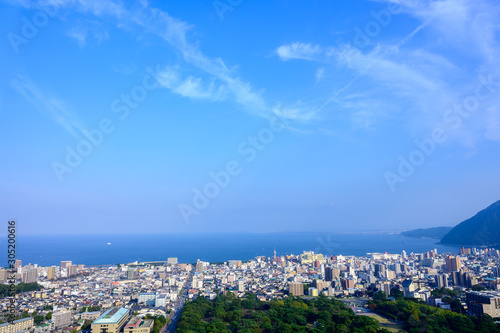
top-left (401, 227), bottom-right (453, 239)
top-left (441, 200), bottom-right (500, 246)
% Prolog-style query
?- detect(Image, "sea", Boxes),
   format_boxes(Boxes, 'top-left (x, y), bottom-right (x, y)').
top-left (5, 232), bottom-right (461, 267)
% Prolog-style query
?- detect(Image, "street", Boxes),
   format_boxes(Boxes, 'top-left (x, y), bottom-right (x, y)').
top-left (165, 269), bottom-right (194, 333)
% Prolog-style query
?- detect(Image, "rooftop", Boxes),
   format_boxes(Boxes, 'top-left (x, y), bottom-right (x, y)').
top-left (0, 317), bottom-right (33, 328)
top-left (125, 317), bottom-right (141, 329)
top-left (93, 307), bottom-right (129, 325)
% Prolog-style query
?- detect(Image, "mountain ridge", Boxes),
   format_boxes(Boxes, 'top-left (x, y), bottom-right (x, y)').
top-left (401, 227), bottom-right (453, 239)
top-left (440, 200), bottom-right (500, 246)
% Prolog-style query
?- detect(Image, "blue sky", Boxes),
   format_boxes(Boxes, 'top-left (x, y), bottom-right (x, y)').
top-left (1, 0), bottom-right (499, 234)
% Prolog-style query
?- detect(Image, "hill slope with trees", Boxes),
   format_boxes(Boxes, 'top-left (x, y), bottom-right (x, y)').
top-left (441, 200), bottom-right (500, 246)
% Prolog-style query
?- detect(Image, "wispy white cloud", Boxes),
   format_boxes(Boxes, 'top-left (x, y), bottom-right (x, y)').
top-left (315, 67), bottom-right (325, 83)
top-left (7, 0), bottom-right (124, 17)
top-left (128, 7), bottom-right (275, 117)
top-left (271, 102), bottom-right (318, 123)
top-left (9, 0), bottom-right (499, 133)
top-left (157, 67), bottom-right (227, 101)
top-left (276, 42), bottom-right (321, 61)
top-left (13, 0), bottom-right (311, 121)
top-left (378, 0), bottom-right (500, 67)
top-left (334, 46), bottom-right (446, 96)
top-left (66, 27), bottom-right (86, 47)
top-left (273, 0), bottom-right (499, 139)
top-left (11, 75), bottom-right (86, 138)
top-left (66, 21), bottom-right (109, 47)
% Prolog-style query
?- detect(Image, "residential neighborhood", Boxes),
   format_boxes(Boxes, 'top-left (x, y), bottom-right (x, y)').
top-left (3, 246), bottom-right (500, 332)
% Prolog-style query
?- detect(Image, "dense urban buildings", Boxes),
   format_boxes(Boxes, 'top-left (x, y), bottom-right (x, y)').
top-left (3, 247), bottom-right (500, 332)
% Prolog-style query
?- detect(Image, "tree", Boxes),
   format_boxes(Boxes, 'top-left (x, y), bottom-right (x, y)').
top-left (81, 320), bottom-right (93, 331)
top-left (34, 316), bottom-right (45, 325)
top-left (472, 284), bottom-right (486, 291)
top-left (45, 312), bottom-right (52, 320)
top-left (373, 291), bottom-right (387, 302)
top-left (391, 287), bottom-right (404, 300)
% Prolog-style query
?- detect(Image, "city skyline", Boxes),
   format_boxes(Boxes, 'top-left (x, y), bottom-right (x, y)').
top-left (1, 0), bottom-right (500, 234)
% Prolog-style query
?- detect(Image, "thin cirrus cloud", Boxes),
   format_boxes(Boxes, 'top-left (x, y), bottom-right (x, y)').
top-left (380, 0), bottom-right (500, 64)
top-left (156, 67), bottom-right (227, 101)
top-left (275, 0), bottom-right (500, 138)
top-left (276, 42), bottom-right (454, 130)
top-left (9, 0), bottom-right (316, 122)
top-left (11, 75), bottom-right (86, 138)
top-left (66, 22), bottom-right (109, 48)
top-left (276, 42), bottom-right (322, 61)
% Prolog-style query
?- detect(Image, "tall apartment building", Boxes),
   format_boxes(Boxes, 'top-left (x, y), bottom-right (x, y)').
top-left (434, 274), bottom-right (449, 288)
top-left (312, 279), bottom-right (329, 291)
top-left (289, 282), bottom-right (304, 296)
top-left (340, 278), bottom-right (354, 290)
top-left (22, 268), bottom-right (37, 283)
top-left (196, 260), bottom-right (205, 273)
top-left (91, 307), bottom-right (129, 333)
top-left (494, 266), bottom-right (500, 278)
top-left (382, 282), bottom-right (392, 297)
top-left (60, 261), bottom-right (72, 269)
top-left (451, 271), bottom-right (462, 286)
top-left (0, 317), bottom-right (34, 333)
top-left (325, 267), bottom-right (340, 281)
top-left (47, 266), bottom-right (56, 280)
top-left (467, 291), bottom-right (500, 317)
top-left (374, 264), bottom-right (386, 278)
top-left (68, 264), bottom-right (78, 276)
top-left (445, 256), bottom-right (461, 272)
top-left (460, 247), bottom-right (472, 255)
top-left (14, 259), bottom-right (22, 271)
top-left (53, 310), bottom-right (72, 329)
top-left (450, 270), bottom-right (477, 288)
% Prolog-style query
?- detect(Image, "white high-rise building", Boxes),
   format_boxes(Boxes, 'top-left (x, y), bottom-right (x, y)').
top-left (53, 311), bottom-right (72, 329)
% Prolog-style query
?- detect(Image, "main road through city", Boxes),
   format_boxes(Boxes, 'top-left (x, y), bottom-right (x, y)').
top-left (165, 269), bottom-right (194, 333)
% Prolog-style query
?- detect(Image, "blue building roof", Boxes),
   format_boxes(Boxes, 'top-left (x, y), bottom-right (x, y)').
top-left (93, 307), bottom-right (129, 324)
top-left (402, 279), bottom-right (413, 287)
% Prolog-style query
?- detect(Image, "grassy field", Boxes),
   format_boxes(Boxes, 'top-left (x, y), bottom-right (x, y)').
top-left (358, 313), bottom-right (407, 333)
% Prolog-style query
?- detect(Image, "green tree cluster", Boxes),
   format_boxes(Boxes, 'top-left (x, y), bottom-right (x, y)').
top-left (81, 306), bottom-right (102, 313)
top-left (144, 314), bottom-right (167, 333)
top-left (81, 320), bottom-right (93, 331)
top-left (0, 283), bottom-right (43, 297)
top-left (368, 291), bottom-right (500, 333)
top-left (177, 293), bottom-right (389, 332)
